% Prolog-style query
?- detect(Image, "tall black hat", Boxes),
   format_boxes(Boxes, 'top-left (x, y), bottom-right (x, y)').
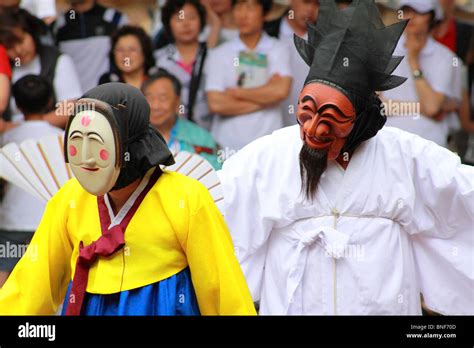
top-left (294, 0), bottom-right (408, 100)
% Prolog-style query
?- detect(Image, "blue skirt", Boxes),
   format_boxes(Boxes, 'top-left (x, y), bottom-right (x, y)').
top-left (62, 267), bottom-right (200, 316)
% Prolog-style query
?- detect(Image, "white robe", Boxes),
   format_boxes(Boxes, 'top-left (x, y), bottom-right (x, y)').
top-left (217, 125), bottom-right (474, 315)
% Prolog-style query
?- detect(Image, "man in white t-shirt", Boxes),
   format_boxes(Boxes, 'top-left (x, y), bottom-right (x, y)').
top-left (206, 0), bottom-right (292, 153)
top-left (382, 0), bottom-right (463, 147)
top-left (0, 75), bottom-right (63, 287)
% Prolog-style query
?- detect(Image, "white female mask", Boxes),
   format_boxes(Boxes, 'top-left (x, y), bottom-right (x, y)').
top-left (67, 109), bottom-right (121, 196)
top-left (65, 83), bottom-right (175, 195)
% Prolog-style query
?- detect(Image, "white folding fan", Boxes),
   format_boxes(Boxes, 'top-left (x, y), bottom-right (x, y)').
top-left (163, 150), bottom-right (224, 212)
top-left (0, 135), bottom-right (224, 212)
top-left (0, 134), bottom-right (72, 202)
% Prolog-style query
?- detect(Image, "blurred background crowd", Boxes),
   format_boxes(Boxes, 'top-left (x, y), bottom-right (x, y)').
top-left (0, 0), bottom-right (473, 284)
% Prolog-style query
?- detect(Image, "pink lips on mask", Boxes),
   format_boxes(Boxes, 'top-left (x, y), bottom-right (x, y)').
top-left (81, 167), bottom-right (99, 172)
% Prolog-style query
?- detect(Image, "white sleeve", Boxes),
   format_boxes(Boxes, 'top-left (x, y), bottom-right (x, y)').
top-left (205, 48), bottom-right (227, 92)
top-left (21, 0), bottom-right (56, 19)
top-left (268, 40), bottom-right (292, 77)
top-left (430, 50), bottom-right (462, 101)
top-left (53, 54), bottom-right (82, 102)
top-left (35, 0), bottom-right (57, 19)
top-left (406, 133), bottom-right (474, 314)
top-left (217, 137), bottom-right (275, 301)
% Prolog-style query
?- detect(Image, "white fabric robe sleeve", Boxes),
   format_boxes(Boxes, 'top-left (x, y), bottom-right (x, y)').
top-left (405, 133), bottom-right (474, 314)
top-left (217, 136), bottom-right (276, 302)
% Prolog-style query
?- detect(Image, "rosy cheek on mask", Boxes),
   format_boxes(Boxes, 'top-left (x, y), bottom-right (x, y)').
top-left (99, 149), bottom-right (109, 161)
top-left (69, 145), bottom-right (77, 157)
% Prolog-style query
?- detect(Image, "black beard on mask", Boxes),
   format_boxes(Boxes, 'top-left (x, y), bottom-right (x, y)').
top-left (299, 143), bottom-right (328, 201)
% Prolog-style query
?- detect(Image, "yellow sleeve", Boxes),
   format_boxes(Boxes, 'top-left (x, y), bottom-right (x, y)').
top-left (0, 182), bottom-right (74, 315)
top-left (184, 182), bottom-right (256, 315)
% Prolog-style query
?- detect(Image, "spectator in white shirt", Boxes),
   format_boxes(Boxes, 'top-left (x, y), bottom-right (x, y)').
top-left (155, 0), bottom-right (213, 130)
top-left (0, 75), bottom-right (63, 287)
top-left (382, 0), bottom-right (463, 147)
top-left (206, 0), bottom-right (292, 153)
top-left (0, 8), bottom-right (82, 128)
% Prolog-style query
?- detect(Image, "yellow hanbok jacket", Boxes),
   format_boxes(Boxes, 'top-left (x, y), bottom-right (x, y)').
top-left (0, 171), bottom-right (256, 315)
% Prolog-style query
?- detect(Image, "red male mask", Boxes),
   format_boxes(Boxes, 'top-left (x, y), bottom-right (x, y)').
top-left (297, 82), bottom-right (356, 161)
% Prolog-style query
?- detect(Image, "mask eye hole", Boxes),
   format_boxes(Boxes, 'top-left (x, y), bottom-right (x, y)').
top-left (69, 131), bottom-right (83, 141)
top-left (297, 113), bottom-right (313, 125)
top-left (88, 133), bottom-right (104, 144)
